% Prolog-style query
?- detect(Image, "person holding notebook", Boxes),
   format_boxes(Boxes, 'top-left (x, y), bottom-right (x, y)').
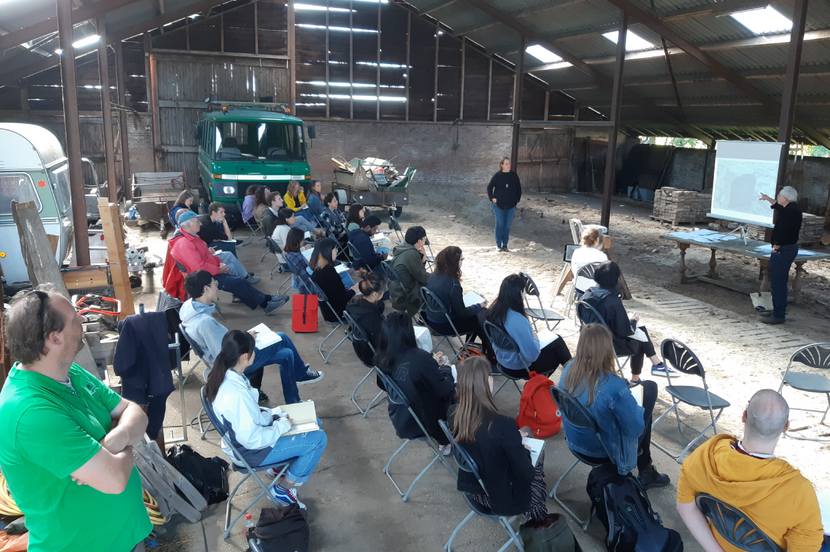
top-left (206, 330), bottom-right (328, 510)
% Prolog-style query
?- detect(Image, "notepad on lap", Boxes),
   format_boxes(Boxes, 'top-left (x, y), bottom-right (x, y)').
top-left (537, 329), bottom-right (560, 349)
top-left (249, 323), bottom-right (282, 349)
top-left (463, 292), bottom-right (485, 307)
top-left (302, 248), bottom-right (313, 262)
top-left (278, 401), bottom-right (320, 435)
top-left (522, 437), bottom-right (545, 467)
top-left (817, 488), bottom-right (830, 535)
top-left (631, 328), bottom-right (648, 343)
top-left (335, 264), bottom-right (349, 273)
top-left (629, 384), bottom-right (644, 407)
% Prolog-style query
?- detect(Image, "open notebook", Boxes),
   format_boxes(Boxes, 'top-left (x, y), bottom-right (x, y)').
top-left (249, 323), bottom-right (282, 349)
top-left (537, 329), bottom-right (560, 350)
top-left (276, 401), bottom-right (320, 436)
top-left (463, 292), bottom-right (485, 308)
top-left (629, 384), bottom-right (644, 407)
top-left (522, 437), bottom-right (545, 467)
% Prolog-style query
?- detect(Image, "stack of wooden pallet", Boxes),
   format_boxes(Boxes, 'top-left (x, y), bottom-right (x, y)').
top-left (652, 188), bottom-right (712, 225)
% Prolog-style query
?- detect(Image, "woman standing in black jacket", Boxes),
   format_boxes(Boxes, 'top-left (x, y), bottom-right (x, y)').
top-left (345, 272), bottom-right (387, 365)
top-left (375, 312), bottom-right (455, 448)
top-left (310, 238), bottom-right (360, 323)
top-left (425, 247), bottom-right (492, 360)
top-left (451, 356), bottom-right (547, 521)
top-left (486, 157), bottom-right (522, 252)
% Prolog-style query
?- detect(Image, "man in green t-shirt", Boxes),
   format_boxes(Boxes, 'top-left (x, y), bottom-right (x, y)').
top-left (0, 288), bottom-right (153, 552)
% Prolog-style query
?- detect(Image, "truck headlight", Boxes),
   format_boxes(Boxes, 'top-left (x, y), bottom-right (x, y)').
top-left (223, 186), bottom-right (235, 195)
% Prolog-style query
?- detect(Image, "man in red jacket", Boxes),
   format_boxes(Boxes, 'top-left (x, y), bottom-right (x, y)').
top-left (171, 211), bottom-right (288, 314)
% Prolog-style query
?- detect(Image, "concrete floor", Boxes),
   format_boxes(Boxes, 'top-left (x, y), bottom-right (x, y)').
top-left (125, 204), bottom-right (700, 552)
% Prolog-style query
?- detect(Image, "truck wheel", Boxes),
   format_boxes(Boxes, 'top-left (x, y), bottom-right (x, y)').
top-left (394, 205), bottom-right (403, 218)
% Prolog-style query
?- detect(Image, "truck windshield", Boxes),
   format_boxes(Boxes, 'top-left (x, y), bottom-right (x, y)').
top-left (212, 122), bottom-right (305, 162)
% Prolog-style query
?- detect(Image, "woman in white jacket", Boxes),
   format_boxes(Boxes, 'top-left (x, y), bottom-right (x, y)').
top-left (205, 330), bottom-right (327, 509)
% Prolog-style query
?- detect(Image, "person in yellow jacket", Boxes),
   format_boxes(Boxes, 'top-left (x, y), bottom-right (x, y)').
top-left (676, 389), bottom-right (826, 552)
top-left (284, 180), bottom-right (313, 222)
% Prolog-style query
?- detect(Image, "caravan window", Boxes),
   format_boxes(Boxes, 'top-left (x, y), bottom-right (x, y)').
top-left (0, 173), bottom-right (41, 215)
top-left (48, 163), bottom-right (72, 215)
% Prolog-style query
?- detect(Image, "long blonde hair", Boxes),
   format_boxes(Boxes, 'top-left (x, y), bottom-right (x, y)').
top-left (581, 227), bottom-right (604, 249)
top-left (561, 324), bottom-right (617, 406)
top-left (452, 357), bottom-right (499, 443)
top-left (287, 180), bottom-right (301, 198)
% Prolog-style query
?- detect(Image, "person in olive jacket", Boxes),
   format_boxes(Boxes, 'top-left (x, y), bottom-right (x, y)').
top-left (389, 226), bottom-right (430, 317)
top-left (486, 157), bottom-right (522, 252)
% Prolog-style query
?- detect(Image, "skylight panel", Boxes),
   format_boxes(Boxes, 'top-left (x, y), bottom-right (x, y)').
top-left (526, 44), bottom-right (561, 64)
top-left (729, 7), bottom-right (792, 35)
top-left (602, 30), bottom-right (654, 52)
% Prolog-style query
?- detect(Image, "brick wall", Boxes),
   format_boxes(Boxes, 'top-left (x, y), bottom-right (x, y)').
top-left (125, 114), bottom-right (155, 175)
top-left (305, 120), bottom-right (514, 190)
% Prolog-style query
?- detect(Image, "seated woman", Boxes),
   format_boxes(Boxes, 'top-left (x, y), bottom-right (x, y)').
top-left (284, 180), bottom-right (313, 221)
top-left (310, 238), bottom-right (360, 322)
top-left (581, 262), bottom-right (674, 382)
top-left (451, 356), bottom-right (548, 522)
top-left (205, 330), bottom-right (328, 509)
top-left (306, 180), bottom-right (325, 221)
top-left (375, 311), bottom-right (455, 451)
top-left (559, 324), bottom-right (669, 489)
top-left (169, 190), bottom-right (195, 227)
top-left (241, 185), bottom-right (259, 225)
top-left (283, 228), bottom-right (314, 295)
top-left (345, 272), bottom-right (387, 366)
top-left (571, 227), bottom-right (607, 294)
top-left (253, 186), bottom-right (269, 224)
top-left (425, 246), bottom-right (491, 359)
top-left (486, 274), bottom-right (571, 379)
top-left (345, 204), bottom-right (365, 233)
top-left (322, 193), bottom-right (347, 236)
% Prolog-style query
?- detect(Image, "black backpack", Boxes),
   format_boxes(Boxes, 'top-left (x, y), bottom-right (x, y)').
top-left (586, 463), bottom-right (683, 552)
top-left (246, 505), bottom-right (309, 552)
top-left (166, 444), bottom-right (230, 505)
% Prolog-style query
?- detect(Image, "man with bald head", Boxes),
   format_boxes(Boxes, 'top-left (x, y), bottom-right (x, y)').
top-left (676, 389), bottom-right (825, 552)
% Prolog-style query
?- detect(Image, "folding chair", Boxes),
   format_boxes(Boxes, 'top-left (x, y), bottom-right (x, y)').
top-left (179, 323), bottom-right (214, 439)
top-left (548, 384), bottom-right (615, 530)
top-left (387, 212), bottom-right (406, 245)
top-left (237, 200), bottom-right (262, 246)
top-left (651, 339), bottom-right (730, 462)
top-left (438, 420), bottom-right (525, 552)
top-left (342, 310), bottom-right (386, 417)
top-left (200, 388), bottom-right (294, 539)
top-left (262, 237), bottom-right (293, 293)
top-left (520, 272), bottom-right (565, 332)
top-left (423, 236), bottom-right (436, 269)
top-left (347, 241), bottom-right (371, 272)
top-left (575, 301), bottom-right (631, 379)
top-left (307, 280), bottom-right (350, 363)
top-left (777, 342), bottom-right (830, 442)
top-left (376, 368), bottom-right (455, 502)
top-left (420, 287), bottom-right (470, 361)
top-left (569, 219), bottom-right (607, 245)
top-left (695, 494), bottom-right (782, 552)
top-left (379, 260), bottom-right (401, 284)
top-left (171, 255), bottom-right (225, 322)
top-left (564, 262), bottom-right (603, 319)
top-left (482, 320), bottom-right (529, 398)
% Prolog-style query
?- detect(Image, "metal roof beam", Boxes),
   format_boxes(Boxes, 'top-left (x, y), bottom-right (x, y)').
top-left (420, 0), bottom-right (463, 16)
top-left (604, 0), bottom-right (830, 149)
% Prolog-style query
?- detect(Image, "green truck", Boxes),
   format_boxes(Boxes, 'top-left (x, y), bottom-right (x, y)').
top-left (195, 102), bottom-right (315, 215)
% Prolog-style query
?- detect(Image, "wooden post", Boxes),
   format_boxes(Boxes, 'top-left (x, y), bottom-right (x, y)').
top-left (600, 11), bottom-right (627, 229)
top-left (510, 35), bottom-right (525, 169)
top-left (376, 1), bottom-right (381, 120)
top-left (11, 200), bottom-right (100, 376)
top-left (97, 17), bottom-right (117, 202)
top-left (349, 0), bottom-right (354, 119)
top-left (433, 23), bottom-right (439, 122)
top-left (253, 3), bottom-right (258, 55)
top-left (459, 40), bottom-right (465, 120)
top-left (19, 87), bottom-right (28, 112)
top-left (325, 0), bottom-right (330, 118)
top-left (115, 41), bottom-right (132, 200)
top-left (486, 58), bottom-right (492, 120)
top-left (405, 11), bottom-right (410, 121)
top-left (98, 198), bottom-right (136, 319)
top-left (776, 0), bottom-right (809, 191)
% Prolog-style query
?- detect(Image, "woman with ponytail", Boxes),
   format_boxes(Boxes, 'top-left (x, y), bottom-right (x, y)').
top-left (206, 330), bottom-right (328, 509)
top-left (345, 272), bottom-right (388, 365)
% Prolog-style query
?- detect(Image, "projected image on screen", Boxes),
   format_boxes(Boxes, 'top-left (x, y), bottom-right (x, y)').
top-left (708, 141), bottom-right (784, 228)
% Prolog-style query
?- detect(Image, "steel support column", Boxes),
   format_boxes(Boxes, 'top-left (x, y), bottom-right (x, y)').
top-left (114, 40), bottom-right (132, 200)
top-left (776, 0), bottom-right (809, 191)
top-left (97, 18), bottom-right (117, 202)
top-left (288, 0), bottom-right (296, 113)
top-left (601, 11), bottom-right (627, 229)
top-left (510, 35), bottom-right (525, 170)
top-left (57, 0), bottom-right (90, 265)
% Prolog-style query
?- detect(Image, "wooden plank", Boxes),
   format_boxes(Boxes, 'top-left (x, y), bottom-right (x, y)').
top-left (97, 198), bottom-right (135, 319)
top-left (133, 448), bottom-right (202, 522)
top-left (11, 200), bottom-right (100, 376)
top-left (63, 267), bottom-right (110, 289)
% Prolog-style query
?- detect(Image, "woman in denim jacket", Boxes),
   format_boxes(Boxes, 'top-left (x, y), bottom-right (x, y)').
top-left (559, 324), bottom-right (670, 490)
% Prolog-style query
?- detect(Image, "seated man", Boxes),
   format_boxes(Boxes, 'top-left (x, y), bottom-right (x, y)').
top-left (261, 191), bottom-right (319, 238)
top-left (677, 389), bottom-right (826, 552)
top-left (389, 226), bottom-right (429, 316)
top-left (196, 202), bottom-right (242, 256)
top-left (171, 211), bottom-right (288, 315)
top-left (349, 215), bottom-right (388, 272)
top-left (181, 271), bottom-right (323, 404)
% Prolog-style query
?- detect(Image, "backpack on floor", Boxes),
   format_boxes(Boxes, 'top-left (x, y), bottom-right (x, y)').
top-left (516, 372), bottom-right (562, 438)
top-left (166, 444), bottom-right (229, 505)
top-left (246, 505), bottom-right (309, 552)
top-left (292, 294), bottom-right (319, 333)
top-left (586, 463), bottom-right (683, 552)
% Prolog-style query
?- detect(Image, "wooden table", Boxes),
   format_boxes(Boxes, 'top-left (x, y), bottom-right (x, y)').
top-left (661, 231), bottom-right (830, 303)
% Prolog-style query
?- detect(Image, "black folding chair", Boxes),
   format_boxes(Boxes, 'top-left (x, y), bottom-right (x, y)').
top-left (482, 320), bottom-right (529, 398)
top-left (388, 212), bottom-right (405, 244)
top-left (651, 339), bottom-right (730, 462)
top-left (180, 323), bottom-right (214, 439)
top-left (520, 272), bottom-right (564, 332)
top-left (200, 388), bottom-right (294, 539)
top-left (548, 384), bottom-right (615, 530)
top-left (420, 287), bottom-right (469, 361)
top-left (262, 237), bottom-right (293, 293)
top-left (343, 310), bottom-right (386, 417)
top-left (575, 301), bottom-right (631, 378)
top-left (777, 342), bottom-right (830, 442)
top-left (438, 420), bottom-right (525, 552)
top-left (695, 494), bottom-right (782, 552)
top-left (347, 241), bottom-right (372, 272)
top-left (377, 368), bottom-right (455, 502)
top-left (307, 280), bottom-right (349, 363)
top-left (236, 200), bottom-right (263, 246)
top-left (380, 260), bottom-right (401, 284)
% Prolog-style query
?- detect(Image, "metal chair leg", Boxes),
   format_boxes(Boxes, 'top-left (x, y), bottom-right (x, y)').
top-left (351, 367), bottom-right (386, 416)
top-left (445, 510), bottom-right (476, 552)
top-left (318, 324), bottom-right (348, 363)
top-left (277, 275), bottom-right (292, 295)
top-left (550, 458), bottom-right (591, 530)
top-left (499, 517), bottom-right (526, 552)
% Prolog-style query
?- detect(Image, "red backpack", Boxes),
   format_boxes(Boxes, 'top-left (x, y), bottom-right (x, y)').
top-left (516, 372), bottom-right (562, 438)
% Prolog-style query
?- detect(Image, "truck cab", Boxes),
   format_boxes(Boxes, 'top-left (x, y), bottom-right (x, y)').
top-left (196, 104), bottom-right (314, 211)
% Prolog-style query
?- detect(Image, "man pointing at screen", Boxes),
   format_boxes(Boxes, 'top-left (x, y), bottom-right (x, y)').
top-left (758, 186), bottom-right (802, 325)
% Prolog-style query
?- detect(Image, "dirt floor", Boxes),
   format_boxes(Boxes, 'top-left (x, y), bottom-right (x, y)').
top-left (121, 183), bottom-right (830, 552)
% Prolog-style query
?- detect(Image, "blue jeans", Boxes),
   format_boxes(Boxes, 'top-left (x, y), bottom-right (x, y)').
top-left (215, 274), bottom-right (268, 310)
top-left (295, 209), bottom-right (314, 222)
top-left (216, 251), bottom-right (248, 278)
top-left (493, 204), bottom-right (515, 248)
top-left (769, 244), bottom-right (798, 319)
top-left (260, 421), bottom-right (327, 483)
top-left (211, 241), bottom-right (237, 257)
top-left (293, 217), bottom-right (317, 233)
top-left (244, 333), bottom-right (308, 404)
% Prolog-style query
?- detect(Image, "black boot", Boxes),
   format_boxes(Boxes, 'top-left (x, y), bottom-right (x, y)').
top-left (638, 465), bottom-right (670, 490)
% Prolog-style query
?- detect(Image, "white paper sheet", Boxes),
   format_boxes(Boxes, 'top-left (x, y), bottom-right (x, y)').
top-left (522, 437), bottom-right (545, 467)
top-left (463, 292), bottom-right (485, 307)
top-left (249, 323), bottom-right (283, 349)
